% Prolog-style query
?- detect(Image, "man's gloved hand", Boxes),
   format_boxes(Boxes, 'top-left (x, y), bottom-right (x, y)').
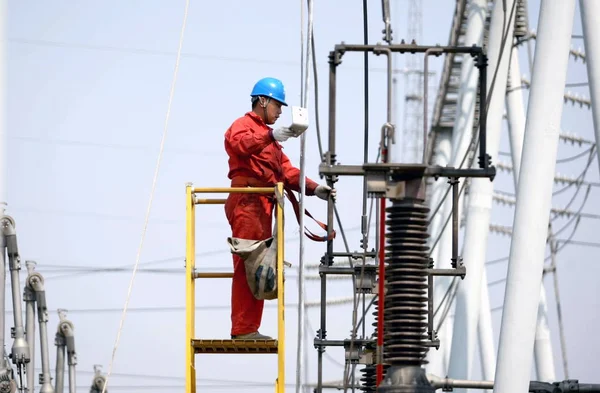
top-left (271, 127), bottom-right (296, 142)
top-left (315, 184), bottom-right (336, 201)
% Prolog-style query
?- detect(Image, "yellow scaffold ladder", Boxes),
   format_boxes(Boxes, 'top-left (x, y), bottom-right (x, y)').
top-left (185, 182), bottom-right (286, 393)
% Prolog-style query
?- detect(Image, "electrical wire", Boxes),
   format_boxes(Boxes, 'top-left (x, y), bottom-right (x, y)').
top-left (556, 144), bottom-right (596, 164)
top-left (551, 146), bottom-right (597, 196)
top-left (100, 3), bottom-right (190, 393)
top-left (298, 1), bottom-right (315, 391)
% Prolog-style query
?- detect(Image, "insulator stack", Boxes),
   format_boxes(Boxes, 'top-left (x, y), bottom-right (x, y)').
top-left (360, 364), bottom-right (377, 392)
top-left (514, 0), bottom-right (529, 38)
top-left (383, 199), bottom-right (430, 366)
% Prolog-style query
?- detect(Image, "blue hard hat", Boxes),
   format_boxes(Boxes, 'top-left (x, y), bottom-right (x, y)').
top-left (250, 77), bottom-right (288, 106)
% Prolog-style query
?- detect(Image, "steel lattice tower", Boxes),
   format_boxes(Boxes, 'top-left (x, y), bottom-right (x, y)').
top-left (401, 0), bottom-right (424, 163)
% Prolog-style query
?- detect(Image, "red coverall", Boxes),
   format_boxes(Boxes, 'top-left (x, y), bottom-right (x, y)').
top-left (224, 111), bottom-right (319, 336)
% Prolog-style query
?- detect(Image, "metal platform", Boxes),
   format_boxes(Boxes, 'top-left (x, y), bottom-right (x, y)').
top-left (191, 339), bottom-right (278, 354)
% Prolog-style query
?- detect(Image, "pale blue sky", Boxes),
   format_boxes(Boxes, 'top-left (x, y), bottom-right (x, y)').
top-left (5, 1), bottom-right (599, 392)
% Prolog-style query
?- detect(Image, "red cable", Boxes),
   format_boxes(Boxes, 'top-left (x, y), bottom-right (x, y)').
top-left (376, 195), bottom-right (386, 385)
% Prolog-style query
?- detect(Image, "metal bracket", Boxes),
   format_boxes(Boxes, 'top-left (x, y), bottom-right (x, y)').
top-left (353, 265), bottom-right (378, 294)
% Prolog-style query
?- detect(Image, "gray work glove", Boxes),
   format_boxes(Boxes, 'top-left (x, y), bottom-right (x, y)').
top-left (271, 127), bottom-right (296, 142)
top-left (315, 184), bottom-right (336, 201)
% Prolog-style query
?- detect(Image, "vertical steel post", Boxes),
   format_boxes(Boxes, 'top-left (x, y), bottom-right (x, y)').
top-left (493, 2), bottom-right (576, 393)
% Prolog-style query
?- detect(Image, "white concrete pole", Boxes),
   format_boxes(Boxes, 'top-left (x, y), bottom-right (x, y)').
top-left (493, 2), bottom-right (576, 393)
top-left (534, 286), bottom-right (556, 382)
top-left (437, 0), bottom-right (489, 379)
top-left (477, 269), bottom-right (495, 382)
top-left (580, 0), bottom-right (600, 178)
top-left (505, 44), bottom-right (556, 382)
top-left (449, 0), bottom-right (516, 383)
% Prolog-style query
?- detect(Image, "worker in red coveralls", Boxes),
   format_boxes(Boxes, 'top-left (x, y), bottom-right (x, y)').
top-left (224, 77), bottom-right (335, 340)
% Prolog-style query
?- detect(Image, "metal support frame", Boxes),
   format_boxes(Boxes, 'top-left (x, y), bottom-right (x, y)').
top-left (184, 183), bottom-right (286, 393)
top-left (55, 309), bottom-right (76, 393)
top-left (0, 215), bottom-right (30, 392)
top-left (23, 261), bottom-right (55, 393)
top-left (426, 374), bottom-right (600, 393)
top-left (89, 365), bottom-right (108, 393)
top-left (313, 42), bottom-right (495, 393)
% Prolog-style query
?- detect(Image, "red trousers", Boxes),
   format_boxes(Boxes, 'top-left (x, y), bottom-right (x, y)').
top-left (224, 192), bottom-right (274, 336)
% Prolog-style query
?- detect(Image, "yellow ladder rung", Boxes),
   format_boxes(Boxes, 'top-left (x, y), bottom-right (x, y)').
top-left (193, 187), bottom-right (275, 194)
top-left (195, 198), bottom-right (227, 205)
top-left (192, 339), bottom-right (278, 354)
top-left (193, 272), bottom-right (233, 279)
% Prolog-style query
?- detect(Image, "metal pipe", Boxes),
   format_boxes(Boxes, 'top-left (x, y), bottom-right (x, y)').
top-left (317, 269), bottom-right (326, 393)
top-left (449, 0), bottom-right (517, 385)
top-left (326, 50), bottom-right (337, 260)
top-left (3, 217), bottom-right (30, 374)
top-left (493, 2), bottom-right (576, 393)
top-left (333, 43), bottom-right (482, 55)
top-left (425, 130), bottom-right (452, 376)
top-left (58, 313), bottom-right (76, 393)
top-left (317, 46), bottom-right (338, 393)
top-left (319, 163), bottom-right (495, 178)
top-left (506, 44), bottom-right (556, 383)
top-left (580, 0), bottom-right (600, 193)
top-left (55, 335), bottom-right (65, 393)
top-left (30, 273), bottom-right (54, 393)
top-left (24, 262), bottom-right (37, 393)
top-left (427, 375), bottom-right (495, 391)
top-left (360, 0), bottom-right (370, 295)
top-left (373, 49), bottom-right (393, 386)
top-left (450, 178), bottom-right (459, 268)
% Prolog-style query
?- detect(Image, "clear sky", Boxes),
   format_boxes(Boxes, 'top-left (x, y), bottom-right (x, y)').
top-left (5, 1), bottom-right (599, 392)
